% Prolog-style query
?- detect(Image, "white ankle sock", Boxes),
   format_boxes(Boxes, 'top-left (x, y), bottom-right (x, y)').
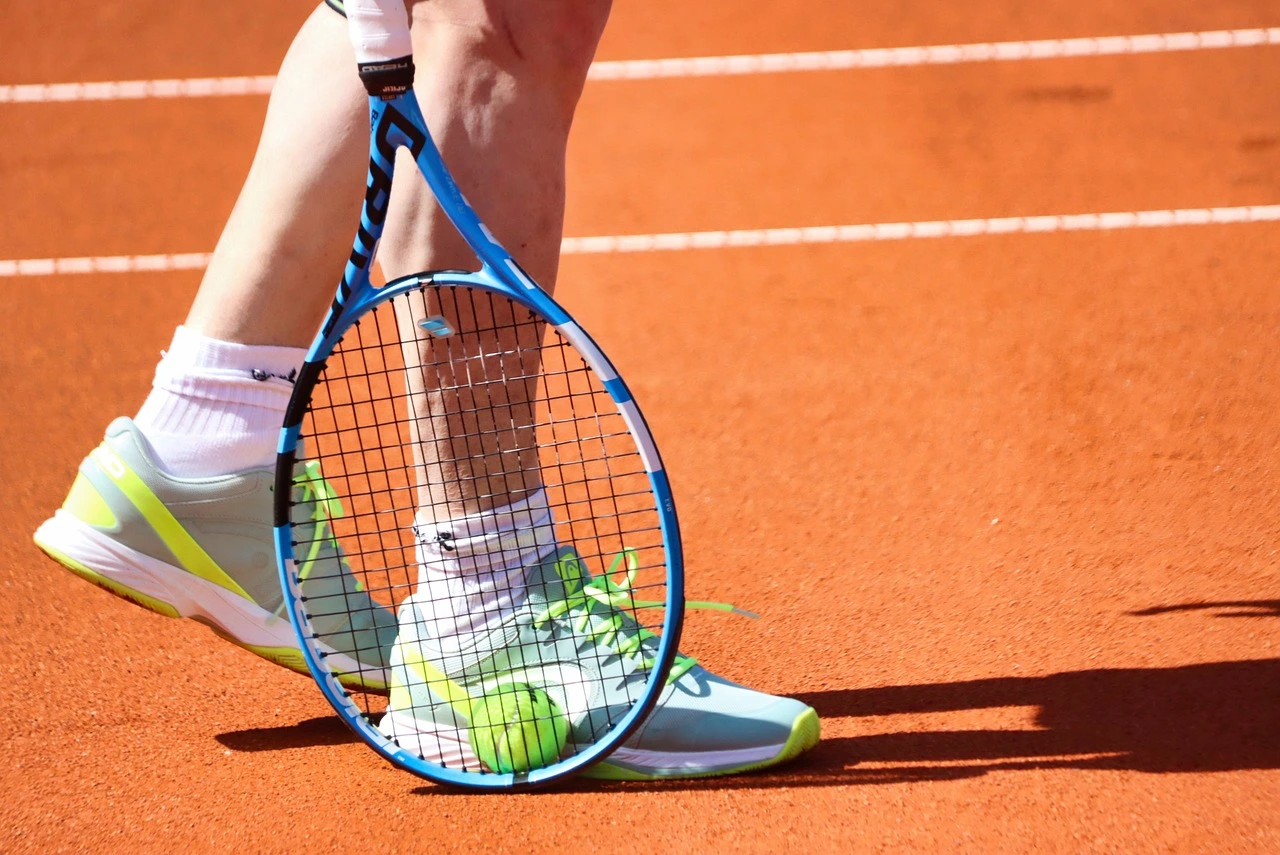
top-left (133, 325), bottom-right (306, 478)
top-left (412, 488), bottom-right (558, 643)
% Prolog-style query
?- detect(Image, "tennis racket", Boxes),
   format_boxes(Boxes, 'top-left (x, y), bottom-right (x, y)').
top-left (272, 0), bottom-right (683, 789)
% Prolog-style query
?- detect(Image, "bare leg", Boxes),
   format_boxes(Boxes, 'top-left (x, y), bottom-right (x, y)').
top-left (187, 0), bottom-right (608, 348)
top-left (186, 6), bottom-right (368, 347)
top-left (184, 1), bottom-right (608, 518)
top-left (379, 0), bottom-right (609, 285)
top-left (381, 0), bottom-right (610, 518)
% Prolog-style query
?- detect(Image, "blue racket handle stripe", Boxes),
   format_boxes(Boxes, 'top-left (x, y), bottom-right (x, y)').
top-left (318, 92), bottom-right (570, 351)
top-left (386, 94), bottom-right (570, 324)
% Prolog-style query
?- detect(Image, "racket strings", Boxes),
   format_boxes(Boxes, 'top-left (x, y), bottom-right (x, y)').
top-left (289, 283), bottom-right (669, 772)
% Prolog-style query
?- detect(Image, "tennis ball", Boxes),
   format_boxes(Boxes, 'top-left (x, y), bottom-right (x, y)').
top-left (468, 683), bottom-right (570, 774)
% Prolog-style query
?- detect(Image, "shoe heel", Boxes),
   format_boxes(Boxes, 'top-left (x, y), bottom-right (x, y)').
top-left (34, 519), bottom-right (182, 620)
top-left (61, 471), bottom-right (120, 530)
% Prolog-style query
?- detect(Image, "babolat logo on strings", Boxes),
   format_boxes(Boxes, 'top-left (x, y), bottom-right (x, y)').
top-left (419, 315), bottom-right (454, 338)
top-left (322, 102), bottom-right (427, 338)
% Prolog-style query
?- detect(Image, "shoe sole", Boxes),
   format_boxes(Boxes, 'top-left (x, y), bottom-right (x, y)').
top-left (34, 510), bottom-right (388, 693)
top-left (378, 705), bottom-right (821, 780)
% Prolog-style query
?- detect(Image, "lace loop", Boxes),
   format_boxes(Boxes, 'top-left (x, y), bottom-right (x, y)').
top-left (272, 460), bottom-right (357, 620)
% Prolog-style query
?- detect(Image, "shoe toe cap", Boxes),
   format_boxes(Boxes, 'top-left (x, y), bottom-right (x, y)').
top-left (628, 667), bottom-right (815, 753)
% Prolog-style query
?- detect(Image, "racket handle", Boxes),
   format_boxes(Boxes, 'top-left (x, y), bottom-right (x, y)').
top-left (346, 0), bottom-right (415, 97)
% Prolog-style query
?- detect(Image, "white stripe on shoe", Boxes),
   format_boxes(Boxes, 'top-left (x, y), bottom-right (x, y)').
top-left (33, 510), bottom-right (382, 683)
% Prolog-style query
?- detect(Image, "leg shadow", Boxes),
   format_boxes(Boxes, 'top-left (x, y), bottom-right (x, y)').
top-left (222, 601), bottom-right (1280, 792)
top-left (801, 657), bottom-right (1280, 776)
top-left (412, 658), bottom-right (1280, 794)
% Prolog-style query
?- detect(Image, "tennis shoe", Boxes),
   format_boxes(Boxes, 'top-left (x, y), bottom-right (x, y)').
top-left (33, 417), bottom-right (396, 691)
top-left (379, 548), bottom-right (820, 779)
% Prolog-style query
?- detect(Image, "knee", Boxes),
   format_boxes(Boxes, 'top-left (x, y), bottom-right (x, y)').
top-left (506, 0), bottom-right (612, 82)
top-left (415, 0), bottom-right (611, 84)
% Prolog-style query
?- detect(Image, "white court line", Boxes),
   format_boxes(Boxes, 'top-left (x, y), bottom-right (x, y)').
top-left (3, 205), bottom-right (1276, 276)
top-left (560, 205), bottom-right (1280, 253)
top-left (2, 28), bottom-right (1277, 103)
top-left (588, 27), bottom-right (1280, 80)
top-left (0, 76), bottom-right (276, 104)
top-left (0, 253), bottom-right (212, 277)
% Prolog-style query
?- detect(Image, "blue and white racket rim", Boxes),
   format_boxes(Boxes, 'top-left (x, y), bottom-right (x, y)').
top-left (272, 267), bottom-right (685, 790)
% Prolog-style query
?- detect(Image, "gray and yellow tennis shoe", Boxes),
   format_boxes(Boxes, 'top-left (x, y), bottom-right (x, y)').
top-left (380, 548), bottom-right (821, 779)
top-left (33, 417), bottom-right (396, 690)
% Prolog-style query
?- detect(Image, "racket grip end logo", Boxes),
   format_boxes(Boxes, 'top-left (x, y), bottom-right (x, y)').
top-left (358, 57), bottom-right (415, 100)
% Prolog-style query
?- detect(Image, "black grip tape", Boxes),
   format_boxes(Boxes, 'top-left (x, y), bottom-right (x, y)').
top-left (358, 57), bottom-right (415, 100)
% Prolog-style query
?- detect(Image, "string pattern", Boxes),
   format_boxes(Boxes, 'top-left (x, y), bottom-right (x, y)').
top-left (289, 283), bottom-right (671, 774)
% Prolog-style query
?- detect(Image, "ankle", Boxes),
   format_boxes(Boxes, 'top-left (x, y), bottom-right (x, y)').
top-left (133, 326), bottom-right (305, 477)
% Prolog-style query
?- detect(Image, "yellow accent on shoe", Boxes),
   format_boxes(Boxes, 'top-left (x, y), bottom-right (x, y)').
top-left (388, 680), bottom-right (413, 713)
top-left (89, 444), bottom-right (253, 602)
top-left (398, 641), bottom-right (480, 719)
top-left (269, 461), bottom-right (365, 622)
top-left (62, 473), bottom-right (119, 529)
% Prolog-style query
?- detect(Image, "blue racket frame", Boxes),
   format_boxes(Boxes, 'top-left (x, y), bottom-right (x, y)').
top-left (272, 90), bottom-right (684, 789)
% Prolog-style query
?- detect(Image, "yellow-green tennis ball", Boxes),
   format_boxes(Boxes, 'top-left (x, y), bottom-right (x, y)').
top-left (468, 683), bottom-right (570, 774)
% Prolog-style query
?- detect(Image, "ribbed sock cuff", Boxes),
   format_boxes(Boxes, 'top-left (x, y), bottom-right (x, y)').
top-left (133, 326), bottom-right (307, 477)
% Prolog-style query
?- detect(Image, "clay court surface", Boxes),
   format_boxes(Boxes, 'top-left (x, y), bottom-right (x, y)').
top-left (3, 0), bottom-right (1280, 851)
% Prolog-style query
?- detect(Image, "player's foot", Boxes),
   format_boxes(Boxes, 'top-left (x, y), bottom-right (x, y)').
top-left (379, 548), bottom-right (820, 779)
top-left (33, 417), bottom-right (397, 691)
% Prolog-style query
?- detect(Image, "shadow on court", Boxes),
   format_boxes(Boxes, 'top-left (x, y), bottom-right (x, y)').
top-left (1129, 600), bottom-right (1280, 619)
top-left (218, 601), bottom-right (1280, 792)
top-left (548, 655), bottom-right (1280, 794)
top-left (216, 716), bottom-right (359, 752)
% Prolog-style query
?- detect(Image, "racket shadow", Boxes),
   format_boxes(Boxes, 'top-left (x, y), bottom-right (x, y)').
top-left (1129, 599), bottom-right (1280, 618)
top-left (407, 737), bottom-right (979, 795)
top-left (215, 716), bottom-right (362, 752)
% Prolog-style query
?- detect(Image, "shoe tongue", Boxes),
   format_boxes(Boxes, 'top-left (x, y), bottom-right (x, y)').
top-left (523, 546), bottom-right (591, 609)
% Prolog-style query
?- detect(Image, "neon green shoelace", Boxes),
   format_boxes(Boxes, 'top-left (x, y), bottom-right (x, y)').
top-left (533, 549), bottom-right (756, 683)
top-left (272, 460), bottom-right (359, 620)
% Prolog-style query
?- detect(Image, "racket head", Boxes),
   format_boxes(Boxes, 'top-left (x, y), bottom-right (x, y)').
top-left (274, 270), bottom-right (684, 789)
